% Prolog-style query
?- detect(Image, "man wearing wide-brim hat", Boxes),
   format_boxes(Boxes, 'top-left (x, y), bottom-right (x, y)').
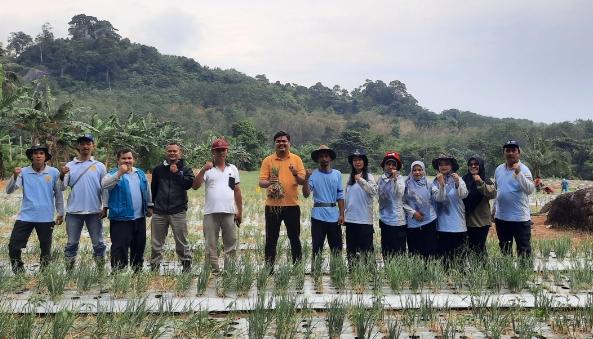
top-left (494, 140), bottom-right (535, 257)
top-left (303, 145), bottom-right (345, 271)
top-left (6, 144), bottom-right (64, 274)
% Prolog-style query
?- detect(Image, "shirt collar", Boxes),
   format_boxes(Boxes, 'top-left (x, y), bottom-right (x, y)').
top-left (27, 165), bottom-right (50, 174)
top-left (73, 156), bottom-right (95, 163)
top-left (274, 151), bottom-right (291, 160)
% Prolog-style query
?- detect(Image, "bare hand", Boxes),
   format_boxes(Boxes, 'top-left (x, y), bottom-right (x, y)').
top-left (512, 162), bottom-right (521, 175)
top-left (452, 173), bottom-right (460, 183)
top-left (354, 173), bottom-right (362, 182)
top-left (234, 213), bottom-right (242, 227)
top-left (55, 215), bottom-right (64, 225)
top-left (338, 214), bottom-right (344, 225)
top-left (413, 211), bottom-right (424, 221)
top-left (203, 161), bottom-right (214, 171)
top-left (289, 163), bottom-right (298, 176)
top-left (61, 166), bottom-right (70, 175)
top-left (170, 162), bottom-right (179, 173)
top-left (473, 174), bottom-right (483, 184)
top-left (13, 167), bottom-right (21, 179)
top-left (118, 164), bottom-right (129, 176)
top-left (305, 169), bottom-right (313, 179)
top-left (146, 208), bottom-right (153, 218)
top-left (391, 169), bottom-right (398, 178)
top-left (436, 173), bottom-right (445, 186)
top-left (100, 209), bottom-right (108, 219)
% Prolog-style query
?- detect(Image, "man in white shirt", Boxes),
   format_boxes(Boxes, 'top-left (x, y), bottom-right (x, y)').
top-left (193, 138), bottom-right (242, 273)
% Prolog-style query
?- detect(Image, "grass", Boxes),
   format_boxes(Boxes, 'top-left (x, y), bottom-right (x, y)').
top-left (1, 172), bottom-right (593, 337)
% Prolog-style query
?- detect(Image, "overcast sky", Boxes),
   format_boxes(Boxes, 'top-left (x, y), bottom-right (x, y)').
top-left (2, 0), bottom-right (592, 123)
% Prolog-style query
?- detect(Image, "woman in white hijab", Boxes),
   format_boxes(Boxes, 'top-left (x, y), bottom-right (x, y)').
top-left (404, 161), bottom-right (438, 259)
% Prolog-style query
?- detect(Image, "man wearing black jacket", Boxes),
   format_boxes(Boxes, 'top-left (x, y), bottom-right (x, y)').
top-left (150, 142), bottom-right (195, 273)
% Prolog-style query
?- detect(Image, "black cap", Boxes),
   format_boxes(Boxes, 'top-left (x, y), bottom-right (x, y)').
top-left (503, 140), bottom-right (520, 149)
top-left (348, 149), bottom-right (368, 165)
top-left (77, 134), bottom-right (94, 143)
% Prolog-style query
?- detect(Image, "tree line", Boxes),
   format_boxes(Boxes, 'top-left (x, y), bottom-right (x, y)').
top-left (1, 14), bottom-right (592, 179)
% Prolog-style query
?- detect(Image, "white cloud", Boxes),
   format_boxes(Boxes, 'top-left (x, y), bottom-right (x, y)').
top-left (1, 0), bottom-right (592, 122)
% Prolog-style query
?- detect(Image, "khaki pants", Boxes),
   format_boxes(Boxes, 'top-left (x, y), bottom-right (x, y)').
top-left (150, 211), bottom-right (192, 265)
top-left (203, 213), bottom-right (237, 271)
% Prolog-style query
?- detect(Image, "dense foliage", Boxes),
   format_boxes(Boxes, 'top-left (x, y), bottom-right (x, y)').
top-left (1, 15), bottom-right (592, 179)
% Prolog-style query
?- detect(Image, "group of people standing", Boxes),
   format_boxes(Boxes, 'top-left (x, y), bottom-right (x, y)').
top-left (259, 133), bottom-right (535, 271)
top-left (5, 130), bottom-right (535, 275)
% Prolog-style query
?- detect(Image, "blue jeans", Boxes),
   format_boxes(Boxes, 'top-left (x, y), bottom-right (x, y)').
top-left (64, 213), bottom-right (106, 258)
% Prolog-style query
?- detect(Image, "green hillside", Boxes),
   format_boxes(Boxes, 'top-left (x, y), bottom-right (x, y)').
top-left (1, 14), bottom-right (592, 179)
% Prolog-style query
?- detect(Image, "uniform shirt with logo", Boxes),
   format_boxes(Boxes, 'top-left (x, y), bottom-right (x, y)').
top-left (6, 166), bottom-right (64, 222)
top-left (60, 157), bottom-right (106, 214)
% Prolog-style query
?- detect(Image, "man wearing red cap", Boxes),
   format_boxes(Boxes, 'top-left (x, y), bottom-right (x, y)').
top-left (149, 142), bottom-right (195, 273)
top-left (193, 138), bottom-right (242, 273)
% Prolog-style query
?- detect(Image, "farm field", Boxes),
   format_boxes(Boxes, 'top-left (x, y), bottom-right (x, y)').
top-left (1, 172), bottom-right (593, 338)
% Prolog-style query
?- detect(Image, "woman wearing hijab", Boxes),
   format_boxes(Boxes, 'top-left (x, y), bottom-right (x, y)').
top-left (378, 151), bottom-right (407, 260)
top-left (344, 149), bottom-right (378, 267)
top-left (462, 155), bottom-right (496, 257)
top-left (404, 161), bottom-right (438, 259)
top-left (432, 154), bottom-right (469, 267)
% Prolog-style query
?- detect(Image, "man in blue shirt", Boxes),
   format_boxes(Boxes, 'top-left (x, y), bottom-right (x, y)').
top-left (494, 140), bottom-right (535, 257)
top-left (6, 144), bottom-right (64, 274)
top-left (102, 148), bottom-right (153, 272)
top-left (303, 145), bottom-right (344, 271)
top-left (60, 134), bottom-right (107, 271)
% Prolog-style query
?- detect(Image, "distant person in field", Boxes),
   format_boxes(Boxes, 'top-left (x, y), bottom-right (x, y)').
top-left (193, 138), bottom-right (242, 274)
top-left (6, 144), bottom-right (64, 274)
top-left (462, 155), bottom-right (496, 257)
top-left (494, 140), bottom-right (535, 258)
top-left (404, 161), bottom-right (438, 259)
top-left (432, 154), bottom-right (468, 267)
top-left (343, 149), bottom-right (377, 268)
top-left (561, 178), bottom-right (569, 193)
top-left (258, 131), bottom-right (306, 270)
top-left (150, 142), bottom-right (195, 273)
top-left (303, 145), bottom-right (345, 271)
top-left (377, 151), bottom-right (407, 260)
top-left (102, 149), bottom-right (153, 272)
top-left (60, 134), bottom-right (107, 272)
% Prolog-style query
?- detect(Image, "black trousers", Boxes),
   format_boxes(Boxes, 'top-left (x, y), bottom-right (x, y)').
top-left (379, 220), bottom-right (407, 261)
top-left (110, 217), bottom-right (146, 271)
top-left (311, 218), bottom-right (343, 266)
top-left (345, 222), bottom-right (374, 265)
top-left (264, 206), bottom-right (302, 266)
top-left (467, 225), bottom-right (490, 257)
top-left (495, 219), bottom-right (532, 257)
top-left (406, 220), bottom-right (437, 259)
top-left (437, 231), bottom-right (467, 268)
top-left (8, 220), bottom-right (55, 274)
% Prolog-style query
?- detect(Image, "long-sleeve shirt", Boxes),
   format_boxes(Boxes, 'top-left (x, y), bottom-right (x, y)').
top-left (378, 173), bottom-right (407, 227)
top-left (102, 168), bottom-right (153, 219)
top-left (344, 173), bottom-right (378, 225)
top-left (60, 157), bottom-right (106, 214)
top-left (433, 176), bottom-right (469, 233)
top-left (6, 166), bottom-right (64, 222)
top-left (308, 169), bottom-right (344, 223)
top-left (404, 181), bottom-right (438, 229)
top-left (466, 181), bottom-right (497, 228)
top-left (494, 162), bottom-right (535, 222)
